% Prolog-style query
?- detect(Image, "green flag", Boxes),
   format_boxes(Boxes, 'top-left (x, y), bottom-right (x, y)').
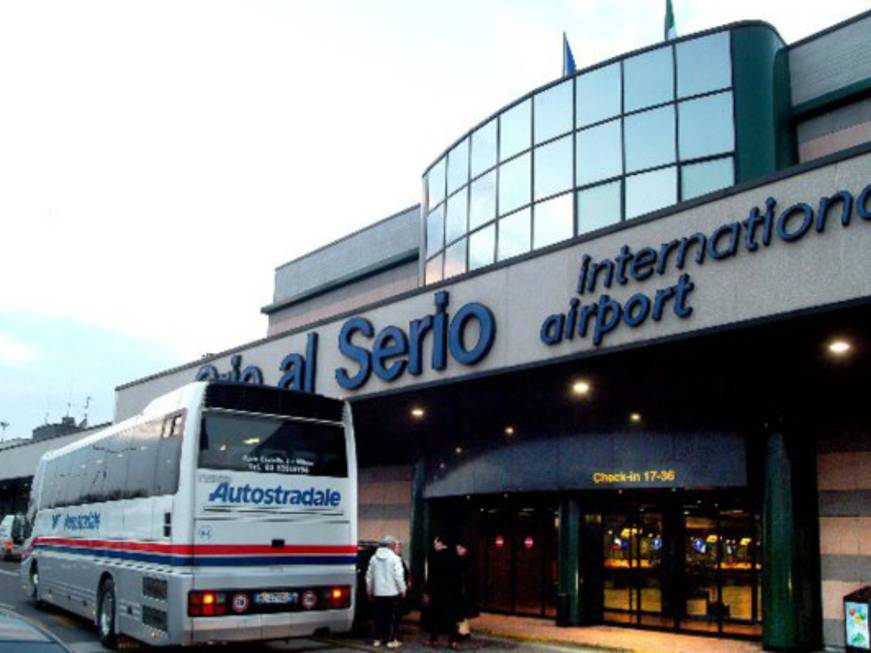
top-left (664, 0), bottom-right (677, 40)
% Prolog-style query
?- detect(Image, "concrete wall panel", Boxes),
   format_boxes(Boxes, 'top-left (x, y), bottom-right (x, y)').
top-left (790, 14), bottom-right (871, 106)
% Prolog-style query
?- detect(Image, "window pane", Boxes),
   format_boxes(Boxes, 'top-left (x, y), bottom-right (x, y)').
top-left (625, 105), bottom-right (675, 173)
top-left (499, 152), bottom-right (531, 216)
top-left (534, 192), bottom-right (573, 249)
top-left (104, 432), bottom-right (132, 501)
top-left (446, 188), bottom-right (468, 244)
top-left (534, 79), bottom-right (573, 144)
top-left (624, 46), bottom-right (674, 112)
top-left (577, 118), bottom-right (622, 186)
top-left (447, 138), bottom-right (470, 194)
top-left (154, 416), bottom-right (183, 496)
top-left (626, 166), bottom-right (677, 219)
top-left (498, 207), bottom-right (531, 261)
top-left (534, 135), bottom-right (573, 201)
top-left (469, 170), bottom-right (497, 230)
top-left (469, 224), bottom-right (496, 271)
top-left (444, 238), bottom-right (467, 279)
top-left (62, 449), bottom-right (87, 507)
top-left (471, 118), bottom-right (498, 177)
top-left (426, 205), bottom-right (444, 258)
top-left (428, 157), bottom-right (446, 208)
top-left (577, 181), bottom-right (622, 234)
top-left (425, 254), bottom-right (443, 285)
top-left (678, 91), bottom-right (734, 160)
top-left (125, 421), bottom-right (161, 499)
top-left (82, 445), bottom-right (107, 504)
top-left (676, 32), bottom-right (731, 98)
top-left (500, 99), bottom-right (531, 161)
top-left (682, 156), bottom-right (734, 200)
top-left (199, 414), bottom-right (347, 477)
top-left (577, 62), bottom-right (621, 127)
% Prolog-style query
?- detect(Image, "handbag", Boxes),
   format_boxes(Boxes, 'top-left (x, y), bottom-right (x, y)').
top-left (457, 618), bottom-right (471, 636)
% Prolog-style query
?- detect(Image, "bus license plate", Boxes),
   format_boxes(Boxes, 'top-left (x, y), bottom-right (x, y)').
top-left (254, 591), bottom-right (297, 605)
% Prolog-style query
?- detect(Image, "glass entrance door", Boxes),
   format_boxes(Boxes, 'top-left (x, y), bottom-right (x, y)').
top-left (603, 512), bottom-right (666, 626)
top-left (681, 509), bottom-right (762, 636)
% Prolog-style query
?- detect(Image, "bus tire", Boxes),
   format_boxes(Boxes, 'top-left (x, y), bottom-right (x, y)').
top-left (29, 562), bottom-right (43, 607)
top-left (97, 577), bottom-right (118, 650)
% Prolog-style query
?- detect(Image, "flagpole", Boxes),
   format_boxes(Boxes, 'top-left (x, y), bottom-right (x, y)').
top-left (664, 0), bottom-right (677, 41)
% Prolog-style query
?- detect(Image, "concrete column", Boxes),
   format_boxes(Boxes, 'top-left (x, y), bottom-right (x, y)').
top-left (558, 497), bottom-right (581, 625)
top-left (763, 431), bottom-right (822, 651)
top-left (409, 457), bottom-right (428, 600)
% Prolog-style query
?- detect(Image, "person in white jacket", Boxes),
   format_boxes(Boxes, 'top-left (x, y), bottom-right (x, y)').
top-left (366, 535), bottom-right (408, 648)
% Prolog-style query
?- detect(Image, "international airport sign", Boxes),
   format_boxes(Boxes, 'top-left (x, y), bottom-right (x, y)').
top-left (195, 182), bottom-right (871, 394)
top-left (540, 187), bottom-right (871, 348)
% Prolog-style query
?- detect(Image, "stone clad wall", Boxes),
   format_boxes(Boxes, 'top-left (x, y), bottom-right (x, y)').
top-left (817, 429), bottom-right (871, 648)
top-left (358, 465), bottom-right (412, 548)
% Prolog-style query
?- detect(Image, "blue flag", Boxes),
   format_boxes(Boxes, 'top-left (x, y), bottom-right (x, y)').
top-left (562, 32), bottom-right (576, 77)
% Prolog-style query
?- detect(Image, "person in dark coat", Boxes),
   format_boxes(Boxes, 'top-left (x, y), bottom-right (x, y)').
top-left (454, 542), bottom-right (477, 640)
top-left (422, 536), bottom-right (461, 649)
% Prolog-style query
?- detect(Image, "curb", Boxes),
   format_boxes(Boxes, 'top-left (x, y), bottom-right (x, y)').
top-left (471, 628), bottom-right (629, 653)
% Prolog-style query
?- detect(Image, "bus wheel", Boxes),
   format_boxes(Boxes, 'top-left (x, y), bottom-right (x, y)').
top-left (29, 563), bottom-right (42, 607)
top-left (97, 577), bottom-right (118, 650)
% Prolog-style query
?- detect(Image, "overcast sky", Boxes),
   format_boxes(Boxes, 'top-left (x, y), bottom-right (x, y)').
top-left (0, 0), bottom-right (868, 439)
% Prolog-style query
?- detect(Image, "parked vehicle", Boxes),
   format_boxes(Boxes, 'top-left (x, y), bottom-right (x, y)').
top-left (0, 514), bottom-right (25, 561)
top-left (21, 381), bottom-right (358, 649)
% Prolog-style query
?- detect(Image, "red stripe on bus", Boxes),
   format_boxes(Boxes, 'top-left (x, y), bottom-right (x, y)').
top-left (32, 537), bottom-right (356, 556)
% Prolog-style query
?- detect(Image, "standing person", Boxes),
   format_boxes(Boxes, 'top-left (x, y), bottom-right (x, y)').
top-left (422, 536), bottom-right (462, 649)
top-left (454, 542), bottom-right (477, 641)
top-left (366, 535), bottom-right (407, 648)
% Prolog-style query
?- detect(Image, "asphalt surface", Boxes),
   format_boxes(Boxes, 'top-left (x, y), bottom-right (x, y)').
top-left (0, 560), bottom-right (583, 653)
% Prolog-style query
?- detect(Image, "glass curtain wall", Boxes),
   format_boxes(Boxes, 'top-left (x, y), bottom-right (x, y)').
top-left (422, 29), bottom-right (736, 285)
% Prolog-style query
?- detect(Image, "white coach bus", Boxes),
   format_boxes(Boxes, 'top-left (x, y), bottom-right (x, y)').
top-left (20, 381), bottom-right (358, 649)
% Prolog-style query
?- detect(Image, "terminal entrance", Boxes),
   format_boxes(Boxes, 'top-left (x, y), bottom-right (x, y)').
top-left (430, 493), bottom-right (761, 638)
top-left (602, 511), bottom-right (667, 627)
top-left (598, 502), bottom-right (762, 636)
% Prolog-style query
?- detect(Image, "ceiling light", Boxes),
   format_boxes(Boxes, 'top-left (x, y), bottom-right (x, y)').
top-left (504, 426), bottom-right (515, 436)
top-left (572, 380), bottom-right (591, 396)
top-left (828, 340), bottom-right (851, 355)
top-left (630, 413), bottom-right (642, 423)
top-left (455, 446), bottom-right (463, 454)
top-left (242, 437), bottom-right (260, 445)
top-left (411, 407), bottom-right (425, 418)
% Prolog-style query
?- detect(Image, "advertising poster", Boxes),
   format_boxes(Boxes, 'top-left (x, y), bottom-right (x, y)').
top-left (846, 601), bottom-right (869, 650)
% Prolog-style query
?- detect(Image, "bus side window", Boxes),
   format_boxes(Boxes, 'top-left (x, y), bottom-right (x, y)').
top-left (82, 443), bottom-right (108, 504)
top-left (154, 414), bottom-right (183, 496)
top-left (170, 413), bottom-right (184, 437)
top-left (125, 420), bottom-right (161, 500)
top-left (42, 460), bottom-right (57, 509)
top-left (54, 454), bottom-right (77, 508)
top-left (104, 431), bottom-right (133, 501)
top-left (65, 449), bottom-right (89, 507)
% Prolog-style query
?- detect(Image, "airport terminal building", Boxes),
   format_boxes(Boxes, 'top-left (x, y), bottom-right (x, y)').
top-left (4, 10), bottom-right (871, 651)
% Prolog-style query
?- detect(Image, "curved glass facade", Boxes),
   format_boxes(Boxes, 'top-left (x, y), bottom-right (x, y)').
top-left (423, 29), bottom-right (739, 285)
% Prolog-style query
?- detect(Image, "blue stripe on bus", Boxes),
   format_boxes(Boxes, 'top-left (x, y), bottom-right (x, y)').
top-left (34, 544), bottom-right (356, 567)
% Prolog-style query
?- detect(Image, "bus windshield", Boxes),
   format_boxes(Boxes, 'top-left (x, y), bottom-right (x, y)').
top-left (199, 411), bottom-right (347, 478)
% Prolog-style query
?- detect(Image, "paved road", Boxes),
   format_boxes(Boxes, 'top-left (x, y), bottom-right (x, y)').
top-left (0, 561), bottom-right (582, 653)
